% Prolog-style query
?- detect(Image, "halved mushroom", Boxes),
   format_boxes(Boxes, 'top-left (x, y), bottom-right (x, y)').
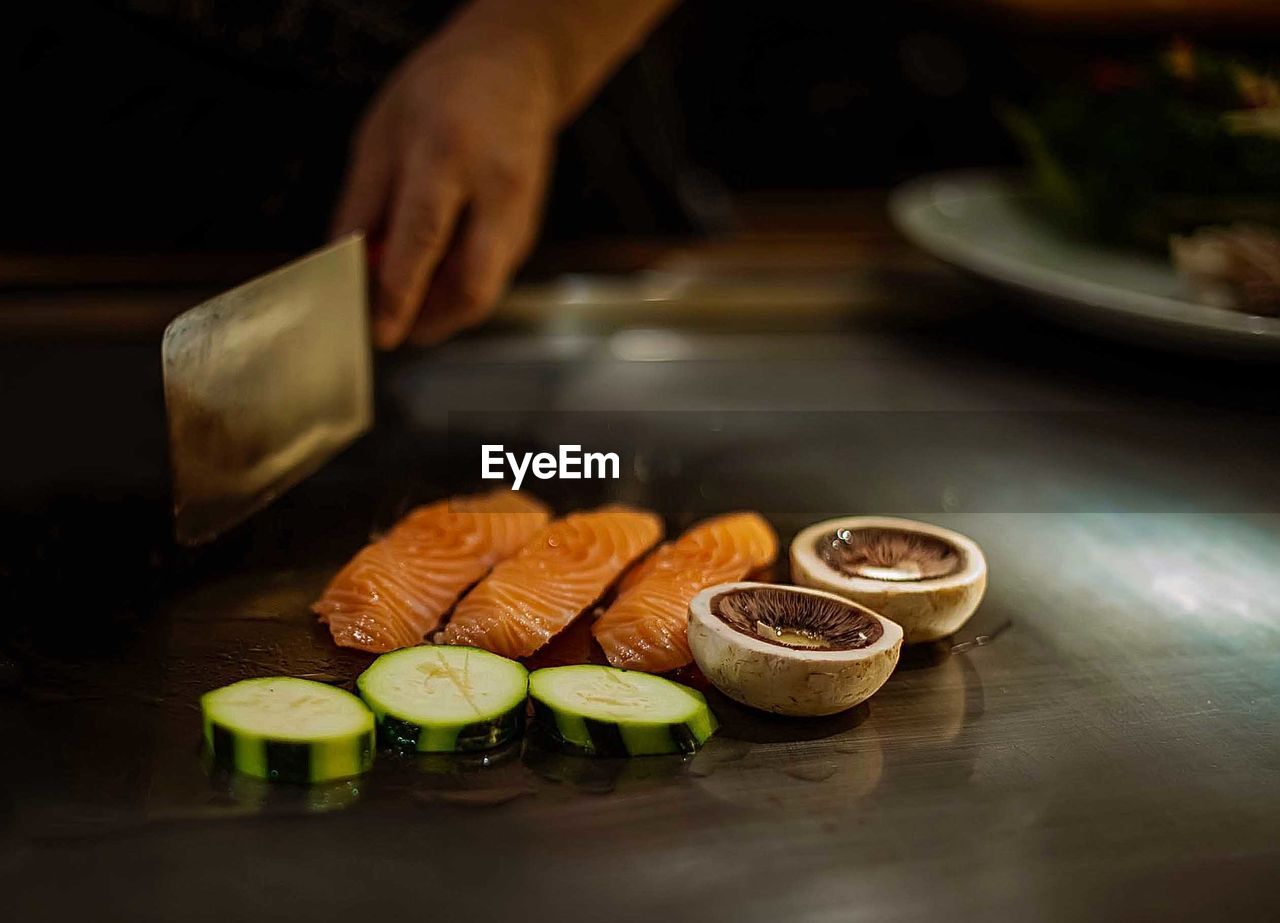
top-left (790, 517), bottom-right (987, 644)
top-left (687, 582), bottom-right (902, 716)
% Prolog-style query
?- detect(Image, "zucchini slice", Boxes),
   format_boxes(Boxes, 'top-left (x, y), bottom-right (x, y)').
top-left (201, 677), bottom-right (374, 783)
top-left (529, 665), bottom-right (717, 757)
top-left (357, 646), bottom-right (528, 753)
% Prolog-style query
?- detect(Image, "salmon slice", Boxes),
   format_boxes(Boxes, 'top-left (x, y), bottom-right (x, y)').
top-left (443, 506), bottom-right (663, 659)
top-left (522, 611), bottom-right (608, 671)
top-left (313, 490), bottom-right (550, 652)
top-left (593, 512), bottom-right (778, 673)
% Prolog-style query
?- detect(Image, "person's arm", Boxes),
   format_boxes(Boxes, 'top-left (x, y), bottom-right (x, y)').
top-left (332, 0), bottom-right (680, 348)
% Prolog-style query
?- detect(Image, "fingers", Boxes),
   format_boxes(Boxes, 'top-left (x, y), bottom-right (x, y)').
top-left (330, 123), bottom-right (392, 240)
top-left (408, 175), bottom-right (542, 345)
top-left (374, 161), bottom-right (466, 349)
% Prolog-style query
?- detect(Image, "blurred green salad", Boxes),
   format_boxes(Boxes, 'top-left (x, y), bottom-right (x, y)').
top-left (1006, 40), bottom-right (1280, 250)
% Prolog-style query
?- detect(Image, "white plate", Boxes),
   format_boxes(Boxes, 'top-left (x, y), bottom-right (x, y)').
top-left (889, 171), bottom-right (1280, 355)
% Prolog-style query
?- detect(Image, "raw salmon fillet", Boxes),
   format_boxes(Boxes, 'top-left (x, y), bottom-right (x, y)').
top-left (593, 512), bottom-right (778, 672)
top-left (443, 506), bottom-right (663, 659)
top-left (313, 490), bottom-right (550, 652)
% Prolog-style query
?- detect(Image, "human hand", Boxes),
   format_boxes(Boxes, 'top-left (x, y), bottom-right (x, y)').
top-left (332, 34), bottom-right (557, 348)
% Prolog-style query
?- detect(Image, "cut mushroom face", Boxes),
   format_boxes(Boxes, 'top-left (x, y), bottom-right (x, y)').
top-left (791, 517), bottom-right (987, 645)
top-left (816, 527), bottom-right (960, 582)
top-left (713, 585), bottom-right (885, 651)
top-left (688, 582), bottom-right (902, 717)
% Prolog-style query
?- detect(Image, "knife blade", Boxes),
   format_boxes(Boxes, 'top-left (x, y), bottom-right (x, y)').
top-left (162, 234), bottom-right (373, 545)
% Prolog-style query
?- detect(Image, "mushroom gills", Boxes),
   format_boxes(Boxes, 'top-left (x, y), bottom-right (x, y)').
top-left (817, 527), bottom-right (960, 582)
top-left (713, 585), bottom-right (883, 651)
top-left (755, 622), bottom-right (828, 648)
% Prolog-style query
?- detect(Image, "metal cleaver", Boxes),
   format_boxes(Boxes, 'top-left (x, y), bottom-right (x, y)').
top-left (162, 235), bottom-right (374, 545)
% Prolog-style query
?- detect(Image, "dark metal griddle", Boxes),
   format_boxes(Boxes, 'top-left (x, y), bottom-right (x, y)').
top-left (2, 255), bottom-right (1279, 922)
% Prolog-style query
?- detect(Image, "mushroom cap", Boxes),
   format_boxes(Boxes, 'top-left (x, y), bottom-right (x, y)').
top-left (790, 517), bottom-right (988, 644)
top-left (688, 582), bottom-right (903, 717)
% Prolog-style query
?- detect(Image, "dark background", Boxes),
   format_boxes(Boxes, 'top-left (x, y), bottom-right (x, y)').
top-left (5, 1), bottom-right (1275, 249)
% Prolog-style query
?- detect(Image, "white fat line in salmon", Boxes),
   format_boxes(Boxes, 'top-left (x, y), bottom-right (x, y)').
top-left (481, 444), bottom-right (621, 491)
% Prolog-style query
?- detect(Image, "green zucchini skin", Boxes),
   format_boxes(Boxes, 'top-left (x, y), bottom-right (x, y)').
top-left (529, 691), bottom-right (718, 757)
top-left (202, 719), bottom-right (374, 784)
top-left (374, 702), bottom-right (526, 754)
